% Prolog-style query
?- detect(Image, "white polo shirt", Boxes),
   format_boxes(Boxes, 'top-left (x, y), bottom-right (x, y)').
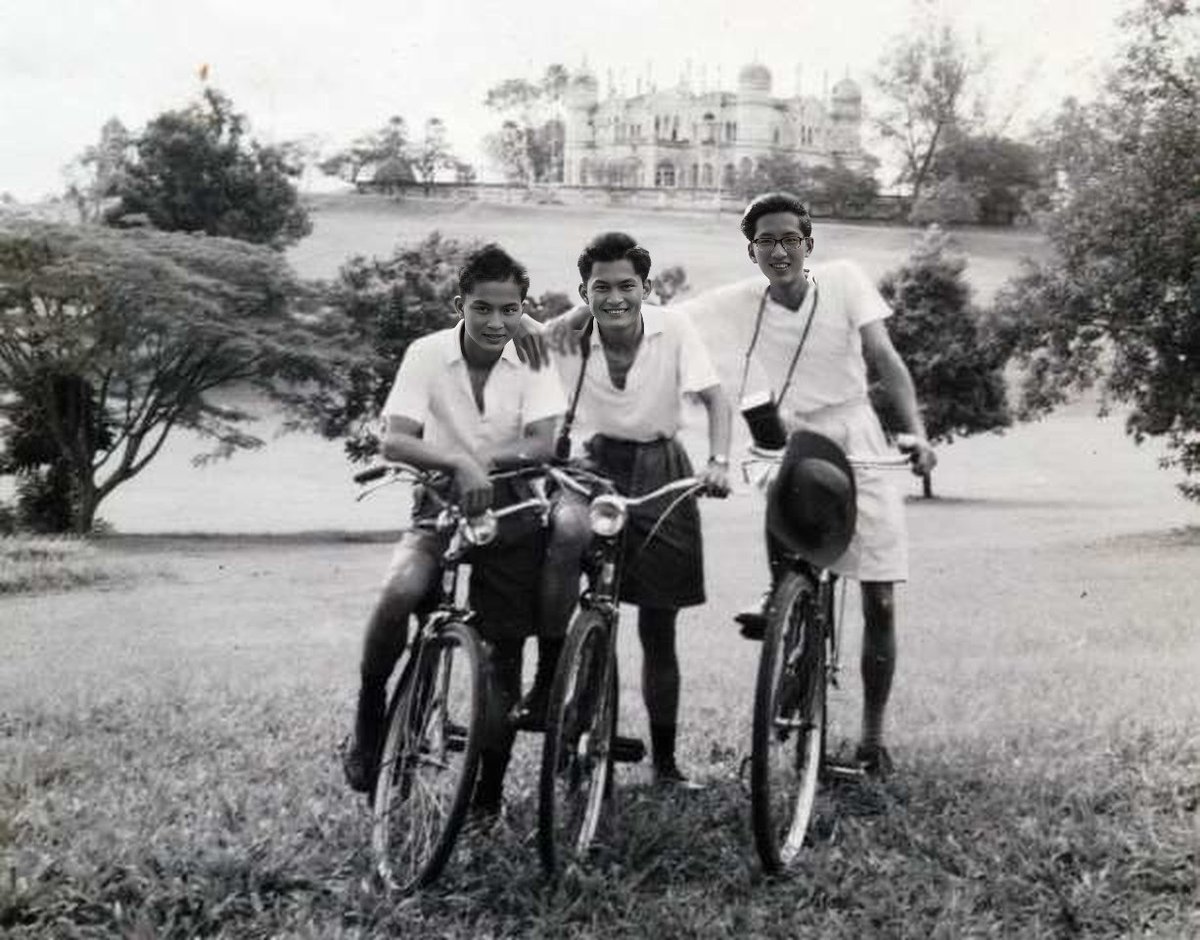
top-left (381, 321), bottom-right (566, 463)
top-left (557, 304), bottom-right (720, 443)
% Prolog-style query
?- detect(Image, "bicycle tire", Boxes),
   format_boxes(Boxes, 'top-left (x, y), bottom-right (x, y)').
top-left (371, 620), bottom-right (485, 892)
top-left (537, 607), bottom-right (616, 878)
top-left (750, 570), bottom-right (827, 872)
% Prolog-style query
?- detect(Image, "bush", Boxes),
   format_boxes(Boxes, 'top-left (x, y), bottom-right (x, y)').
top-left (872, 227), bottom-right (1012, 493)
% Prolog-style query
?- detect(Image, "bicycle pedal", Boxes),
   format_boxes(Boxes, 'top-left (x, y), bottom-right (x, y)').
top-left (444, 723), bottom-right (468, 752)
top-left (822, 761), bottom-right (867, 783)
top-left (611, 735), bottom-right (646, 764)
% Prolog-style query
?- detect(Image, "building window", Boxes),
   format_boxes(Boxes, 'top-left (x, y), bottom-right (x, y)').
top-left (702, 163), bottom-right (714, 188)
top-left (722, 163), bottom-right (735, 188)
top-left (689, 163), bottom-right (698, 187)
top-left (580, 160), bottom-right (590, 186)
top-left (655, 161), bottom-right (676, 188)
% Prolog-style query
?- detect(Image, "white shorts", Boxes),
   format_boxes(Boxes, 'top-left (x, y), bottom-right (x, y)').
top-left (791, 399), bottom-right (908, 583)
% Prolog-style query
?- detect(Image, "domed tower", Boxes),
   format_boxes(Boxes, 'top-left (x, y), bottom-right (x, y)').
top-left (564, 70), bottom-right (599, 186)
top-left (828, 76), bottom-right (863, 155)
top-left (735, 63), bottom-right (776, 158)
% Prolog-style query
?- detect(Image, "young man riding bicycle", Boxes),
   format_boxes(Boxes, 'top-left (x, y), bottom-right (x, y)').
top-left (342, 244), bottom-right (587, 816)
top-left (679, 192), bottom-right (937, 778)
top-left (516, 232), bottom-right (733, 787)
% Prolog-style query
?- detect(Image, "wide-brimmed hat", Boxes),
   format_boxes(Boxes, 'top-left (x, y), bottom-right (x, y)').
top-left (765, 431), bottom-right (857, 569)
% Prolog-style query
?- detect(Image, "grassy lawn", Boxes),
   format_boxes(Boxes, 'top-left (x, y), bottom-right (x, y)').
top-left (3, 413), bottom-right (1199, 936)
top-left (0, 536), bottom-right (163, 596)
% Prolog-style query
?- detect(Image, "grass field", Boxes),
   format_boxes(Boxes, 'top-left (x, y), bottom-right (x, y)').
top-left (3, 199), bottom-right (1198, 937)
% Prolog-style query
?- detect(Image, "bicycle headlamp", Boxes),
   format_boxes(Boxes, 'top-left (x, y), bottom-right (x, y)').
top-left (588, 495), bottom-right (627, 537)
top-left (462, 510), bottom-right (498, 546)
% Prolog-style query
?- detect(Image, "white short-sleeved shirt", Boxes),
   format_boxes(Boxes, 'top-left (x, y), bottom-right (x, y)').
top-left (679, 259), bottom-right (891, 416)
top-left (381, 321), bottom-right (566, 463)
top-left (557, 304), bottom-right (720, 443)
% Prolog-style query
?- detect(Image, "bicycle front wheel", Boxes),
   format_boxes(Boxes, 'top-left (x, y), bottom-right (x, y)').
top-left (538, 608), bottom-right (616, 878)
top-left (371, 620), bottom-right (485, 893)
top-left (750, 570), bottom-right (827, 873)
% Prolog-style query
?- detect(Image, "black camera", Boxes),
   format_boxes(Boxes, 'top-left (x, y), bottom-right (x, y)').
top-left (740, 391), bottom-right (788, 451)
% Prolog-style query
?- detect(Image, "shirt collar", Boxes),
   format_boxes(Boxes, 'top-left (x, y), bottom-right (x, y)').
top-left (445, 320), bottom-right (522, 366)
top-left (588, 305), bottom-right (666, 349)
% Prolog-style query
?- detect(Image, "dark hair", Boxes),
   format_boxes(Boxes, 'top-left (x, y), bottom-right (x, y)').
top-left (577, 231), bottom-right (652, 282)
top-left (739, 192), bottom-right (813, 240)
top-left (458, 243), bottom-right (531, 299)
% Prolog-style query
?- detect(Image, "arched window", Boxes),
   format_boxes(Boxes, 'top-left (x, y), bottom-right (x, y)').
top-left (689, 163), bottom-right (698, 187)
top-left (702, 112), bottom-right (716, 144)
top-left (655, 161), bottom-right (676, 187)
top-left (702, 163), bottom-right (714, 188)
top-left (722, 163), bottom-right (735, 187)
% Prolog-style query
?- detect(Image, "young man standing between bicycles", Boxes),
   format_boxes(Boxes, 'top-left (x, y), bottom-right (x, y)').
top-left (517, 232), bottom-right (733, 787)
top-left (342, 245), bottom-right (583, 816)
top-left (682, 192), bottom-right (937, 778)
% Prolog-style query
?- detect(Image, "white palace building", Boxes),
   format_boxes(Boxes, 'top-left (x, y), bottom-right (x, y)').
top-left (561, 62), bottom-right (870, 195)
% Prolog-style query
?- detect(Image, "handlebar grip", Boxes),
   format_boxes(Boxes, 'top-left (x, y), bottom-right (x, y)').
top-left (354, 465), bottom-right (389, 485)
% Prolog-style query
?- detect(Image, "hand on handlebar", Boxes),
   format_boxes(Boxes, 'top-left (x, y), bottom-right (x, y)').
top-left (700, 462), bottom-right (731, 498)
top-left (895, 433), bottom-right (937, 476)
top-left (453, 458), bottom-right (493, 516)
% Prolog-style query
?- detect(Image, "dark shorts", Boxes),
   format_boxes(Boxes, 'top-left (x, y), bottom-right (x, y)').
top-left (585, 434), bottom-right (705, 610)
top-left (390, 476), bottom-right (548, 643)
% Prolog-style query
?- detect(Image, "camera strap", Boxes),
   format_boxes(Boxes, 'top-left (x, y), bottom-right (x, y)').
top-left (554, 318), bottom-right (595, 461)
top-left (737, 279), bottom-right (819, 404)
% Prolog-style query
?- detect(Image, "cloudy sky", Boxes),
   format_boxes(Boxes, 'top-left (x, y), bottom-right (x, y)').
top-left (2, 0), bottom-right (1132, 200)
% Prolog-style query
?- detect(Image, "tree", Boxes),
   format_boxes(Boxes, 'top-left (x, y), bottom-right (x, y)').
top-left (482, 65), bottom-right (568, 184)
top-left (319, 115), bottom-right (411, 187)
top-left (995, 0), bottom-right (1200, 499)
top-left (295, 233), bottom-right (468, 461)
top-left (63, 118), bottom-right (133, 224)
top-left (809, 157), bottom-right (881, 218)
top-left (872, 226), bottom-right (1011, 496)
top-left (106, 88), bottom-right (311, 248)
top-left (0, 222), bottom-right (341, 532)
top-left (925, 132), bottom-right (1041, 225)
top-left (873, 11), bottom-right (986, 206)
top-left (733, 154), bottom-right (810, 202)
top-left (411, 118), bottom-right (456, 195)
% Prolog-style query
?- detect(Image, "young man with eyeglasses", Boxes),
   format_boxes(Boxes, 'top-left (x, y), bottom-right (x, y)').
top-left (686, 191), bottom-right (937, 778)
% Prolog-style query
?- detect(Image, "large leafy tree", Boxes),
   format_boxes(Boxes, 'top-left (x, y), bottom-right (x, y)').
top-left (411, 118), bottom-right (457, 195)
top-left (319, 115), bottom-right (412, 187)
top-left (63, 118), bottom-right (133, 224)
top-left (928, 133), bottom-right (1041, 225)
top-left (873, 10), bottom-right (987, 206)
top-left (482, 65), bottom-right (568, 184)
top-left (0, 222), bottom-right (342, 532)
top-left (995, 0), bottom-right (1200, 498)
top-left (106, 88), bottom-right (311, 248)
top-left (873, 227), bottom-right (1011, 496)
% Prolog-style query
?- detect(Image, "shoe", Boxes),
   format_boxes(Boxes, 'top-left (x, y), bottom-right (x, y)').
top-left (341, 735), bottom-right (378, 795)
top-left (653, 761), bottom-right (706, 791)
top-left (509, 684), bottom-right (550, 732)
top-left (854, 743), bottom-right (895, 780)
top-left (734, 592), bottom-right (771, 641)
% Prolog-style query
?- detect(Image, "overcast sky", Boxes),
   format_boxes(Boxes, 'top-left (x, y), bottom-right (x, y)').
top-left (2, 0), bottom-right (1133, 200)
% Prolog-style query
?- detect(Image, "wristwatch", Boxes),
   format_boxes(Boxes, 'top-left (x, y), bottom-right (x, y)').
top-left (708, 455), bottom-right (730, 468)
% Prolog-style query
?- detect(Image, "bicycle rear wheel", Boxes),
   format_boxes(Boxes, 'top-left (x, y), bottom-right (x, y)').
top-left (750, 570), bottom-right (827, 872)
top-left (371, 620), bottom-right (485, 892)
top-left (537, 608), bottom-right (616, 878)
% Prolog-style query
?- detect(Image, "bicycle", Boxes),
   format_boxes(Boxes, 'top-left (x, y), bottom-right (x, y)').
top-left (536, 464), bottom-right (710, 878)
top-left (352, 461), bottom-right (554, 893)
top-left (743, 439), bottom-right (915, 873)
